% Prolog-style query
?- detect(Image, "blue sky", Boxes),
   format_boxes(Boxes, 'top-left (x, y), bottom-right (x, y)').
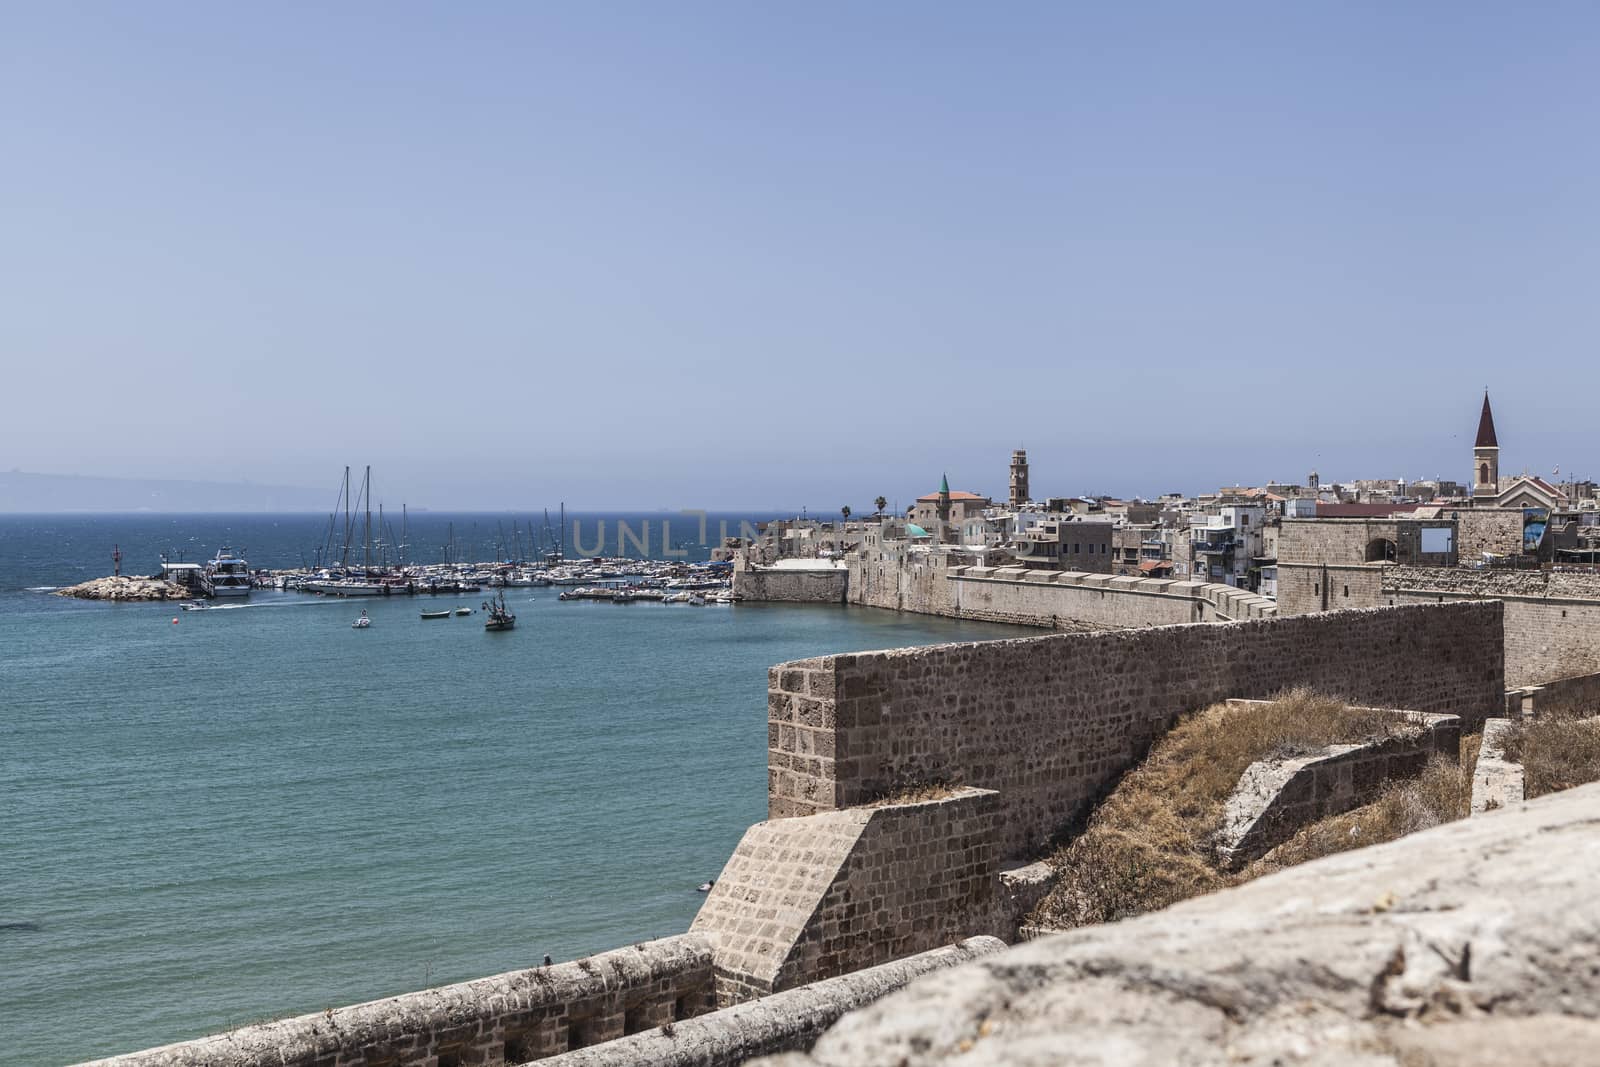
top-left (3, 3), bottom-right (1597, 509)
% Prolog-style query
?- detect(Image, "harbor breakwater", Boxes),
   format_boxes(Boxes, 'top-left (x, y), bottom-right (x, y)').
top-left (54, 576), bottom-right (190, 601)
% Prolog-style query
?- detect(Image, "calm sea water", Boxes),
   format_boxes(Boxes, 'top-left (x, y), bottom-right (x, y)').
top-left (0, 514), bottom-right (1024, 1067)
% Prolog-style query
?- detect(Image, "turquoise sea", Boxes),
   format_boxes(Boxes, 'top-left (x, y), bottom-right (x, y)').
top-left (0, 514), bottom-right (1025, 1066)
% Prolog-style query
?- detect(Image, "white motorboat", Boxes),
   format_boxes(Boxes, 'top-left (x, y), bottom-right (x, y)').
top-left (206, 549), bottom-right (251, 597)
top-left (352, 610), bottom-right (371, 629)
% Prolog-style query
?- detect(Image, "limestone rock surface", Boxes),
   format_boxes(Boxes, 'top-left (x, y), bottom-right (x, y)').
top-left (55, 576), bottom-right (190, 601)
top-left (759, 781), bottom-right (1600, 1067)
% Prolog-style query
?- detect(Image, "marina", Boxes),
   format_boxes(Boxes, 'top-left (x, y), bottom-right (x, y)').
top-left (1, 511), bottom-right (1033, 1066)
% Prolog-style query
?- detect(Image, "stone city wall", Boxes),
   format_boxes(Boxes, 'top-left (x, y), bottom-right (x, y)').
top-left (1378, 568), bottom-right (1600, 687)
top-left (846, 553), bottom-right (1275, 629)
top-left (540, 938), bottom-right (1005, 1067)
top-left (690, 789), bottom-right (1000, 1005)
top-left (733, 564), bottom-right (849, 604)
top-left (84, 937), bottom-right (716, 1067)
top-left (766, 603), bottom-right (1505, 859)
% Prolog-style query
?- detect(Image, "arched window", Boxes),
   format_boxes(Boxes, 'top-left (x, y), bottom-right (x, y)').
top-left (1365, 538), bottom-right (1397, 563)
top-left (1480, 463), bottom-right (1489, 485)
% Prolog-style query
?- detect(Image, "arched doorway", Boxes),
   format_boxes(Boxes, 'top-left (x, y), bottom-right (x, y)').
top-left (1365, 537), bottom-right (1397, 563)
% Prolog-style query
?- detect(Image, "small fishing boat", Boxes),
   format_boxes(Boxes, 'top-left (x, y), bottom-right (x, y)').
top-left (454, 606), bottom-right (472, 616)
top-left (420, 609), bottom-right (452, 620)
top-left (352, 610), bottom-right (371, 629)
top-left (483, 590), bottom-right (516, 631)
top-left (180, 600), bottom-right (208, 612)
top-left (688, 594), bottom-right (706, 606)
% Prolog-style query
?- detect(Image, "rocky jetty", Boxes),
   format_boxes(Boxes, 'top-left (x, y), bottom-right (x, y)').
top-left (54, 576), bottom-right (192, 601)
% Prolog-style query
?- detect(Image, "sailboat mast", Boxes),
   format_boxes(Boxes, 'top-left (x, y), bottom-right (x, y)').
top-left (364, 465), bottom-right (372, 571)
top-left (341, 465), bottom-right (352, 569)
top-left (560, 502), bottom-right (565, 561)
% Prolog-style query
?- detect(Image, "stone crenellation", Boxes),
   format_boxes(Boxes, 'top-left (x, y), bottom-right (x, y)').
top-left (767, 603), bottom-right (1505, 859)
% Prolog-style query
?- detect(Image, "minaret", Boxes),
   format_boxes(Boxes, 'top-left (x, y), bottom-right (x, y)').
top-left (1009, 449), bottom-right (1030, 508)
top-left (937, 473), bottom-right (952, 525)
top-left (1473, 391), bottom-right (1500, 502)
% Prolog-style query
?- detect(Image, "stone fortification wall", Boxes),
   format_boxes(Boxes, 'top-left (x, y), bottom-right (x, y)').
top-left (539, 938), bottom-right (1004, 1067)
top-left (760, 780), bottom-right (1600, 1067)
top-left (733, 566), bottom-right (848, 604)
top-left (690, 789), bottom-right (1000, 1005)
top-left (85, 937), bottom-right (715, 1067)
top-left (1381, 567), bottom-right (1600, 686)
top-left (1517, 669), bottom-right (1600, 717)
top-left (847, 553), bottom-right (1274, 629)
top-left (1385, 566), bottom-right (1600, 599)
top-left (1275, 561), bottom-right (1387, 615)
top-left (1456, 507), bottom-right (1527, 560)
top-left (766, 603), bottom-right (1504, 859)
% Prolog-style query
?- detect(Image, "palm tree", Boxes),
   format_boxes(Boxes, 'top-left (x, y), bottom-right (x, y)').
top-left (874, 495), bottom-right (887, 518)
top-left (841, 505), bottom-right (852, 523)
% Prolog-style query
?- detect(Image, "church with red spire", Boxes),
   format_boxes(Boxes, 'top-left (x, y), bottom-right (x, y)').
top-left (1472, 391), bottom-right (1500, 501)
top-left (1472, 392), bottom-right (1572, 510)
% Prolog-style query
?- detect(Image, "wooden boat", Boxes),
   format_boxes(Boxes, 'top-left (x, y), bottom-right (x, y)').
top-left (483, 591), bottom-right (516, 631)
top-left (420, 610), bottom-right (452, 620)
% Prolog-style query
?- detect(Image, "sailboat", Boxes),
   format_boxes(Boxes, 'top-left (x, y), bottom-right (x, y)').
top-left (483, 590), bottom-right (516, 631)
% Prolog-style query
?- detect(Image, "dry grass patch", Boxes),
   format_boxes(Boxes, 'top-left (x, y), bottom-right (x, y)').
top-left (1501, 712), bottom-right (1600, 799)
top-left (1246, 743), bottom-right (1476, 875)
top-left (1031, 690), bottom-right (1419, 930)
top-left (864, 783), bottom-right (961, 807)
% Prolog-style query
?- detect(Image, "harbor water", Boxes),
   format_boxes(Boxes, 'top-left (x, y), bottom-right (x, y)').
top-left (0, 514), bottom-right (1028, 1066)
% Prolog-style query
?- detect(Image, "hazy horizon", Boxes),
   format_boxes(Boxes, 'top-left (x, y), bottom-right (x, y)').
top-left (6, 4), bottom-right (1597, 504)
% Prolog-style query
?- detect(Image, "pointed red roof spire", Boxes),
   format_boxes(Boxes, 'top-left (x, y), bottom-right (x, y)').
top-left (1475, 391), bottom-right (1498, 448)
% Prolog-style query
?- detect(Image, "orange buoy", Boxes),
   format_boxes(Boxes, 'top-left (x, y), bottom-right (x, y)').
top-left (171, 617), bottom-right (179, 624)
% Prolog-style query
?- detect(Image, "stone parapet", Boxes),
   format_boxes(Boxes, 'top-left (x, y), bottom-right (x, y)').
top-left (537, 938), bottom-right (1005, 1067)
top-left (81, 937), bottom-right (716, 1067)
top-left (846, 552), bottom-right (1274, 629)
top-left (1471, 718), bottom-right (1526, 815)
